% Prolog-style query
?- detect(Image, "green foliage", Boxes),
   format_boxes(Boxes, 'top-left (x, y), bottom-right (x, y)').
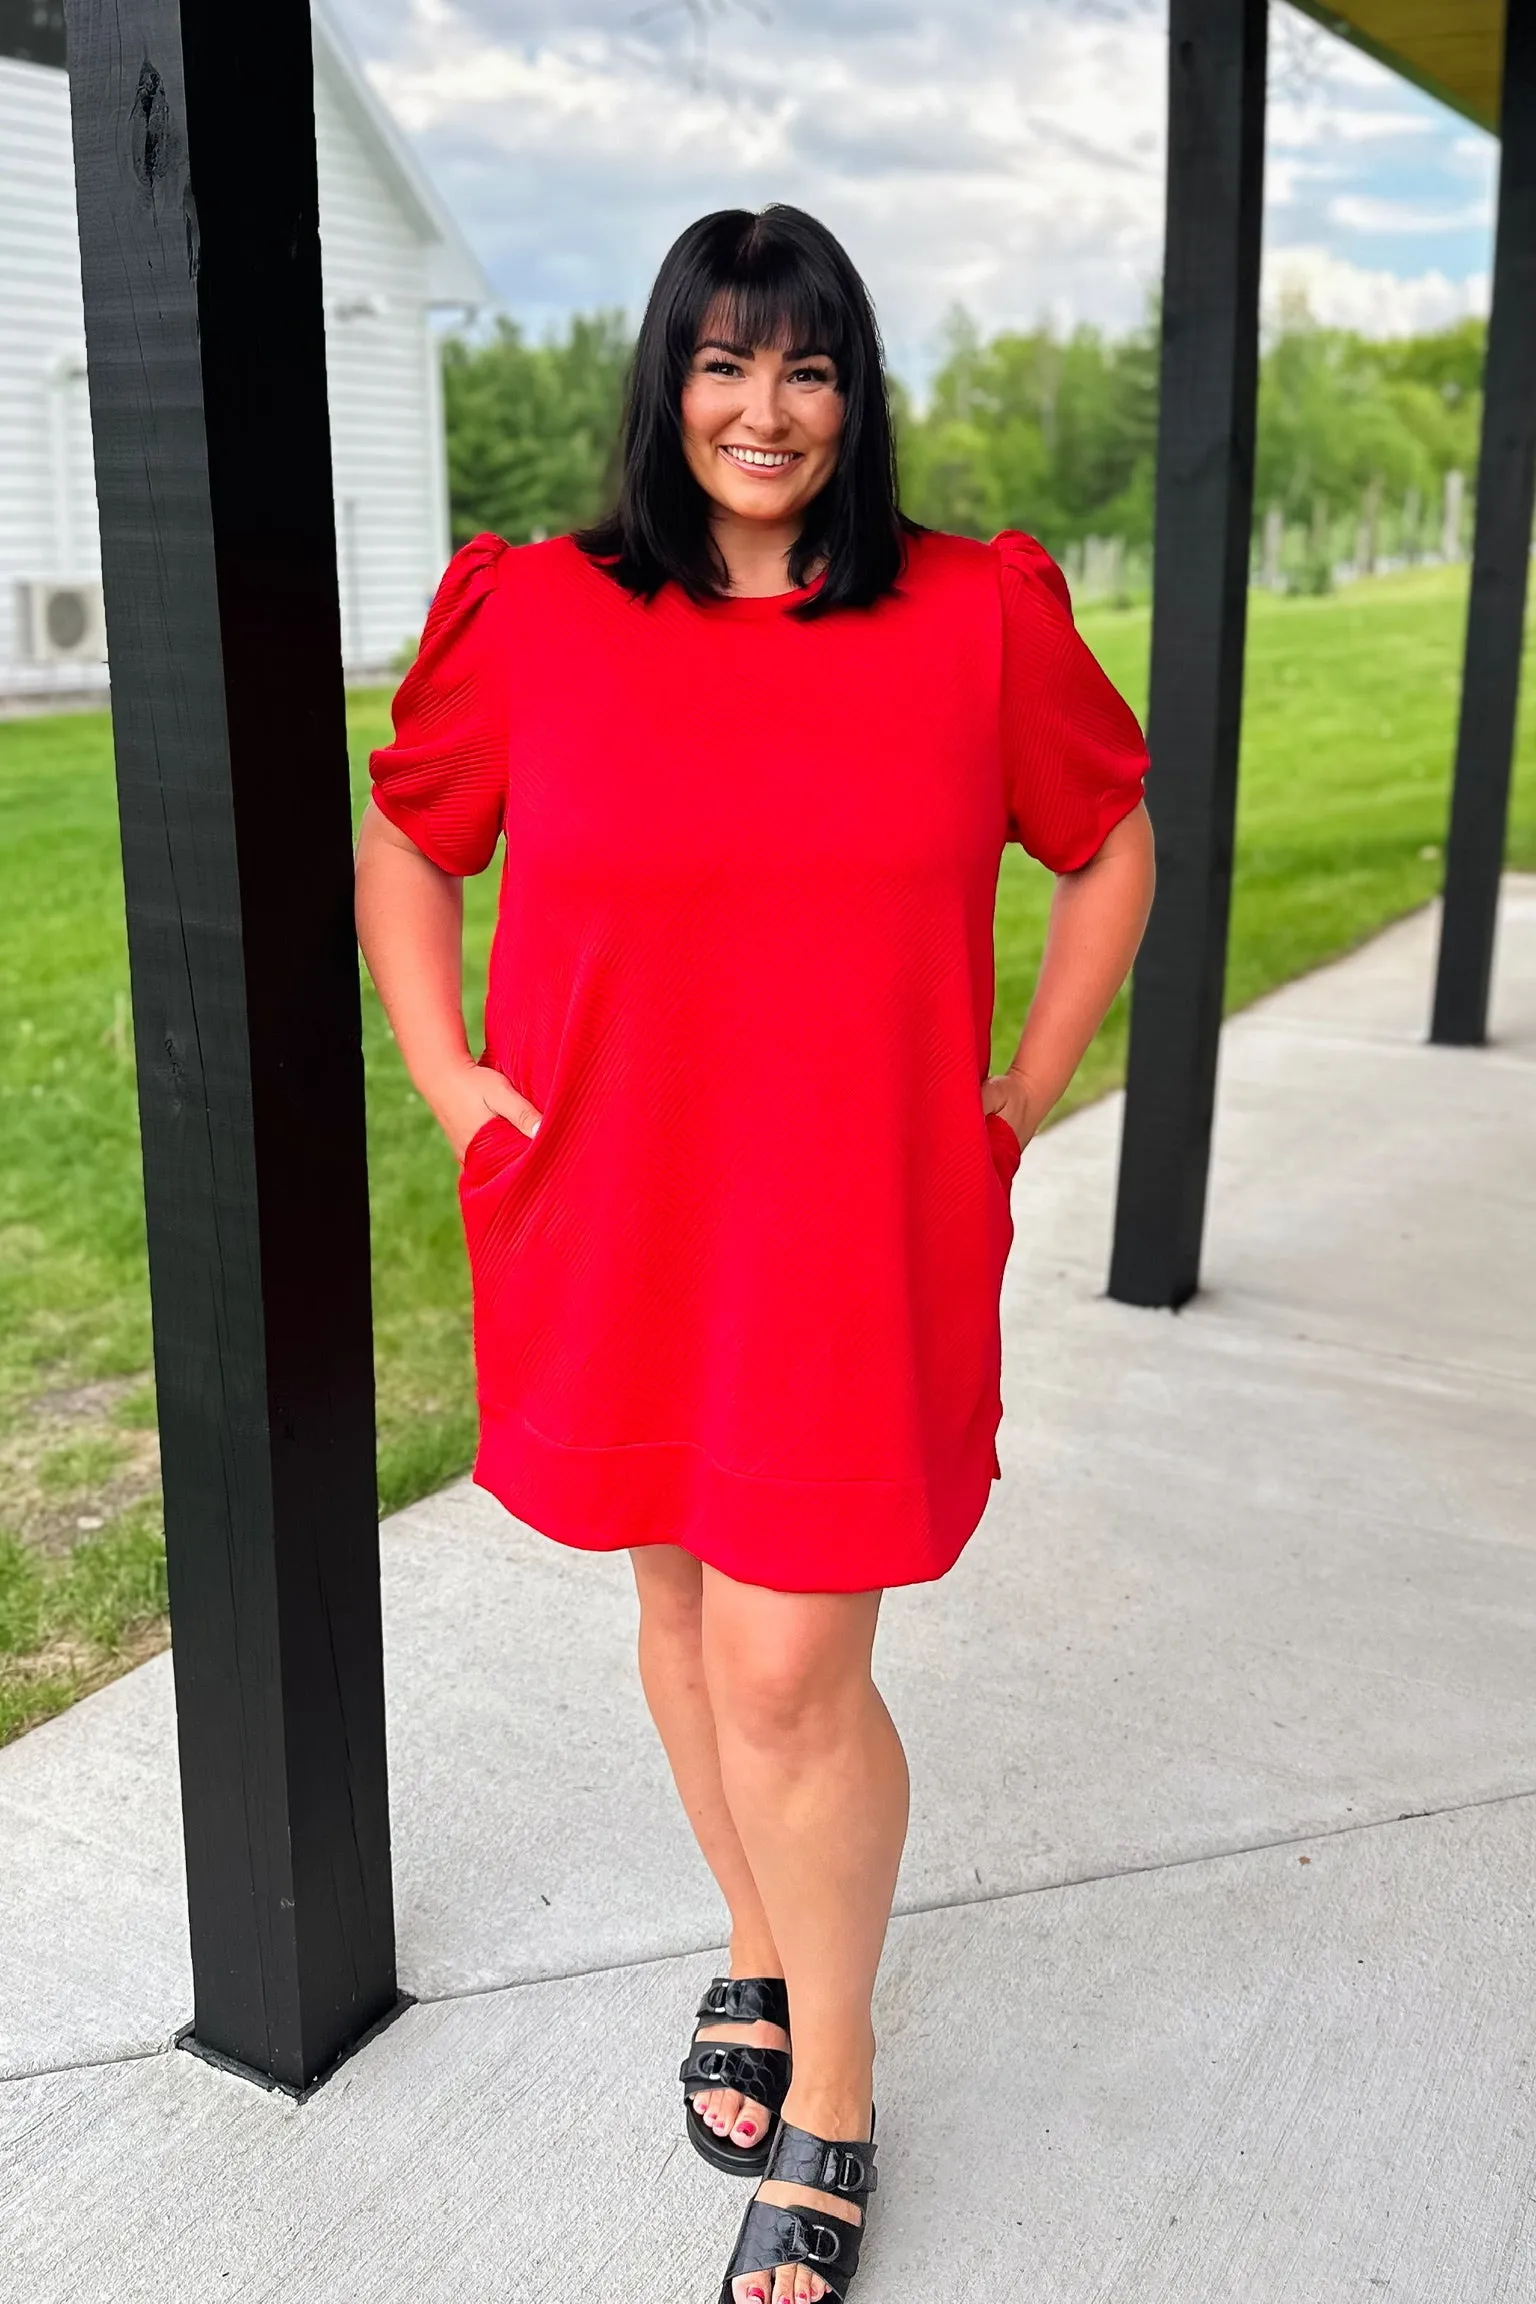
top-left (900, 304), bottom-right (1159, 551)
top-left (1254, 310), bottom-right (1482, 535)
top-left (895, 304), bottom-right (1484, 555)
top-left (443, 311), bottom-right (632, 548)
top-left (438, 301), bottom-right (1488, 582)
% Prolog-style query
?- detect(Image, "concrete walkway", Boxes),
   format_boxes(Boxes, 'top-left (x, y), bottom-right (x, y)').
top-left (4, 883), bottom-right (1535, 2301)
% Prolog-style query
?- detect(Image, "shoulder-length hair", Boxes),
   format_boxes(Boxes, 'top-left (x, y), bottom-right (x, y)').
top-left (577, 205), bottom-right (917, 619)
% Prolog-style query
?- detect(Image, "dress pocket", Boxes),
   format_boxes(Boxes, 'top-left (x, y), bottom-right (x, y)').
top-left (984, 1108), bottom-right (1024, 1187)
top-left (461, 1110), bottom-right (537, 1176)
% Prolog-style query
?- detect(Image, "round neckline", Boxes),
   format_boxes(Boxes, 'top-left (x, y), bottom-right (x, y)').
top-left (688, 571), bottom-right (826, 621)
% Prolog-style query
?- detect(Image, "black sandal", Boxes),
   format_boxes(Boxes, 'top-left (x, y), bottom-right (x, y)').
top-left (680, 1975), bottom-right (792, 2176)
top-left (716, 2111), bottom-right (877, 2303)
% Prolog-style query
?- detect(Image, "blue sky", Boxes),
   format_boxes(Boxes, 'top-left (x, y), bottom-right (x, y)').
top-left (328, 0), bottom-right (1496, 385)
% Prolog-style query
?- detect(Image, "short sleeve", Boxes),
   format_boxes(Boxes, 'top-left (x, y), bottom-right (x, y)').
top-left (990, 529), bottom-right (1149, 873)
top-left (368, 533), bottom-right (511, 876)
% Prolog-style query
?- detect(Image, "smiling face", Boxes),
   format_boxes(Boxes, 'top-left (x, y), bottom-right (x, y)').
top-left (679, 305), bottom-right (845, 532)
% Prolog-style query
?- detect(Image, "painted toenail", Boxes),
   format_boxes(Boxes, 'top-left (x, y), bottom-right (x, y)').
top-left (738, 2121), bottom-right (756, 2137)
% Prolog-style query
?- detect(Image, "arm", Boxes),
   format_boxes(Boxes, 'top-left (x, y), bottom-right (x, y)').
top-left (982, 799), bottom-right (1155, 1150)
top-left (354, 799), bottom-right (540, 1159)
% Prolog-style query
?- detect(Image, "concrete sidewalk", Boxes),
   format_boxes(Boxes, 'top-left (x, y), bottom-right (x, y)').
top-left (4, 884), bottom-right (1534, 2301)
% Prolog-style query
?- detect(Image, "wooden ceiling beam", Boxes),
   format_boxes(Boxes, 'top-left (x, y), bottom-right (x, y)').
top-left (1288, 1), bottom-right (1504, 133)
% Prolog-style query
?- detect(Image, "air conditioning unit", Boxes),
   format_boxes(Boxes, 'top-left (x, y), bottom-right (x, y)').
top-left (18, 580), bottom-right (107, 664)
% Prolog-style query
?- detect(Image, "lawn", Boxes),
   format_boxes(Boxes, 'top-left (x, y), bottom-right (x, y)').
top-left (1, 562), bottom-right (1532, 1741)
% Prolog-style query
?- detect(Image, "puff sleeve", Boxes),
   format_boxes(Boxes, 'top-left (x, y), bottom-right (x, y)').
top-left (368, 533), bottom-right (511, 877)
top-left (990, 529), bottom-right (1149, 874)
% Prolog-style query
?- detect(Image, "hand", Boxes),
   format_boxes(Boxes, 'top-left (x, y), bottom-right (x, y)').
top-left (980, 1069), bottom-right (1044, 1158)
top-left (428, 1059), bottom-right (543, 1162)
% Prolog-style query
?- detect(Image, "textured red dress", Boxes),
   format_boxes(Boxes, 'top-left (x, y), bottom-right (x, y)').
top-left (369, 526), bottom-right (1148, 1592)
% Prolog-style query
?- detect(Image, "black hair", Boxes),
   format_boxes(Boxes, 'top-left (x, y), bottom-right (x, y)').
top-left (577, 205), bottom-right (917, 619)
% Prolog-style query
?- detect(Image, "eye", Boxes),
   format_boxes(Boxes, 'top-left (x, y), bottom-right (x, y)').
top-left (699, 356), bottom-right (742, 377)
top-left (790, 364), bottom-right (835, 386)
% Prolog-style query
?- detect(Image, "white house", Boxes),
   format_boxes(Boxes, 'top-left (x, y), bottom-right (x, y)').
top-left (0, 0), bottom-right (488, 698)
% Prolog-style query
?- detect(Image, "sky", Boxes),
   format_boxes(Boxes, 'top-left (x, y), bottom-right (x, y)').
top-left (327, 0), bottom-right (1497, 387)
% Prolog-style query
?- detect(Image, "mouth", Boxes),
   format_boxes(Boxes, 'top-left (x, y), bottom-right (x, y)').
top-left (718, 445), bottom-right (802, 474)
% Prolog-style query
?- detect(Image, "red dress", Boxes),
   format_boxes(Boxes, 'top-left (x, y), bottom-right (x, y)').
top-left (368, 527), bottom-right (1148, 1592)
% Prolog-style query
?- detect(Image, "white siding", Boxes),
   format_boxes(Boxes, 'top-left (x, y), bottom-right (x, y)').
top-left (0, 58), bottom-right (96, 677)
top-left (313, 46), bottom-right (448, 668)
top-left (0, 38), bottom-right (456, 686)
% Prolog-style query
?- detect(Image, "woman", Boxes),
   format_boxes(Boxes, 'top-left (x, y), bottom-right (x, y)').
top-left (356, 205), bottom-right (1154, 2304)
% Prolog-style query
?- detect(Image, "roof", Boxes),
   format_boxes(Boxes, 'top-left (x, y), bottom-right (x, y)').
top-left (1289, 1), bottom-right (1504, 133)
top-left (312, 0), bottom-right (490, 309)
top-left (0, 0), bottom-right (489, 308)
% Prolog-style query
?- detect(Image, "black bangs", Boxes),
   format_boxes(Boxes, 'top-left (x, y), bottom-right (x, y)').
top-left (687, 260), bottom-right (849, 371)
top-left (576, 205), bottom-right (916, 618)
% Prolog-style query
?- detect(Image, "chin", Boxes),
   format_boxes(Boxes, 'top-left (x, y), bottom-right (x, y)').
top-left (719, 482), bottom-right (811, 521)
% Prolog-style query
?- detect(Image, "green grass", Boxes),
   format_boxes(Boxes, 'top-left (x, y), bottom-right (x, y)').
top-left (997, 563), bottom-right (1536, 1107)
top-left (0, 1507), bottom-right (167, 1744)
top-left (0, 561), bottom-right (1531, 1741)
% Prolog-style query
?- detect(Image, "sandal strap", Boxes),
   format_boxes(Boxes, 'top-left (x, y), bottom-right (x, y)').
top-left (680, 2041), bottom-right (791, 2105)
top-left (765, 2119), bottom-right (878, 2201)
top-left (695, 1975), bottom-right (790, 2030)
top-left (723, 2199), bottom-right (864, 2298)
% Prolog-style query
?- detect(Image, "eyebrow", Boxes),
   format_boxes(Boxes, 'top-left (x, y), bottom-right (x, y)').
top-left (695, 338), bottom-right (834, 364)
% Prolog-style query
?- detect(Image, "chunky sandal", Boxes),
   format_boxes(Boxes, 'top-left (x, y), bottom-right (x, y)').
top-left (680, 1975), bottom-right (792, 2176)
top-left (716, 2110), bottom-right (877, 2303)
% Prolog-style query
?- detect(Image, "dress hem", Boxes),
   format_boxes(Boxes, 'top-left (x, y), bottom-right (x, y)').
top-left (471, 1406), bottom-right (1001, 1595)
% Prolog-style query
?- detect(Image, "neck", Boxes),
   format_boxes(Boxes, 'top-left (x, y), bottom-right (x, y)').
top-left (710, 508), bottom-right (809, 598)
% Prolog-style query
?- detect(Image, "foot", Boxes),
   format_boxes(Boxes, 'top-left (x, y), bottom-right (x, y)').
top-left (692, 1966), bottom-right (790, 2154)
top-left (730, 2086), bottom-right (872, 2304)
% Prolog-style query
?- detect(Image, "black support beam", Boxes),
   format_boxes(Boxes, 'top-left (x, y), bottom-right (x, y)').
top-left (1109, 0), bottom-right (1269, 1308)
top-left (64, 0), bottom-right (396, 2089)
top-left (1431, 2), bottom-right (1536, 1047)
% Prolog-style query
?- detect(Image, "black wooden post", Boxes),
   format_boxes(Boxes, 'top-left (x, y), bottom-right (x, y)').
top-left (1108, 0), bottom-right (1268, 1309)
top-left (1431, 4), bottom-right (1536, 1047)
top-left (63, 0), bottom-right (397, 2090)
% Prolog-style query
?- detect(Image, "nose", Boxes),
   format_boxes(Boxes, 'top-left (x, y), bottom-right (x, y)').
top-left (736, 370), bottom-right (790, 439)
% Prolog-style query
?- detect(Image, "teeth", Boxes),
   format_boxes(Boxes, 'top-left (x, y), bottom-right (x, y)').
top-left (723, 447), bottom-right (797, 467)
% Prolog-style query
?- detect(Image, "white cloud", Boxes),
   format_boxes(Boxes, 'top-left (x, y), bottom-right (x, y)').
top-left (330, 0), bottom-right (1492, 377)
top-left (1263, 245), bottom-right (1490, 336)
top-left (1267, 101), bottom-right (1436, 149)
top-left (1329, 193), bottom-right (1494, 235)
top-left (363, 0), bottom-right (1173, 376)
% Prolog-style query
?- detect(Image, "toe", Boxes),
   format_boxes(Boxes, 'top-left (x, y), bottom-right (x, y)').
top-left (731, 2096), bottom-right (767, 2150)
top-left (731, 2277), bottom-right (769, 2304)
top-left (772, 2269), bottom-right (797, 2304)
top-left (711, 2087), bottom-right (744, 2139)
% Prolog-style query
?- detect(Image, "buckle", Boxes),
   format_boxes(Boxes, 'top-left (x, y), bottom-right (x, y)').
top-left (823, 2146), bottom-right (872, 2195)
top-left (699, 1978), bottom-right (765, 2024)
top-left (786, 2216), bottom-right (842, 2267)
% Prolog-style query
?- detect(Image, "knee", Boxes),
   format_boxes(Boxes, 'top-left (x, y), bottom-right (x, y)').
top-left (635, 1548), bottom-right (704, 1658)
top-left (711, 1635), bottom-right (862, 1758)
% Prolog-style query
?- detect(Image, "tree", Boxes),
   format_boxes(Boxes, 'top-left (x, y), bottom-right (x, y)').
top-left (442, 312), bottom-right (632, 546)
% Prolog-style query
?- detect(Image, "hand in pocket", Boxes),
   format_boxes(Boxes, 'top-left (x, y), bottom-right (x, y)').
top-left (434, 1061), bottom-right (543, 1162)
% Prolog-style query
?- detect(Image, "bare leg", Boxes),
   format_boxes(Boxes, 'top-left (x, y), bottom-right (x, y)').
top-left (631, 1544), bottom-right (788, 2150)
top-left (702, 1567), bottom-right (909, 2304)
